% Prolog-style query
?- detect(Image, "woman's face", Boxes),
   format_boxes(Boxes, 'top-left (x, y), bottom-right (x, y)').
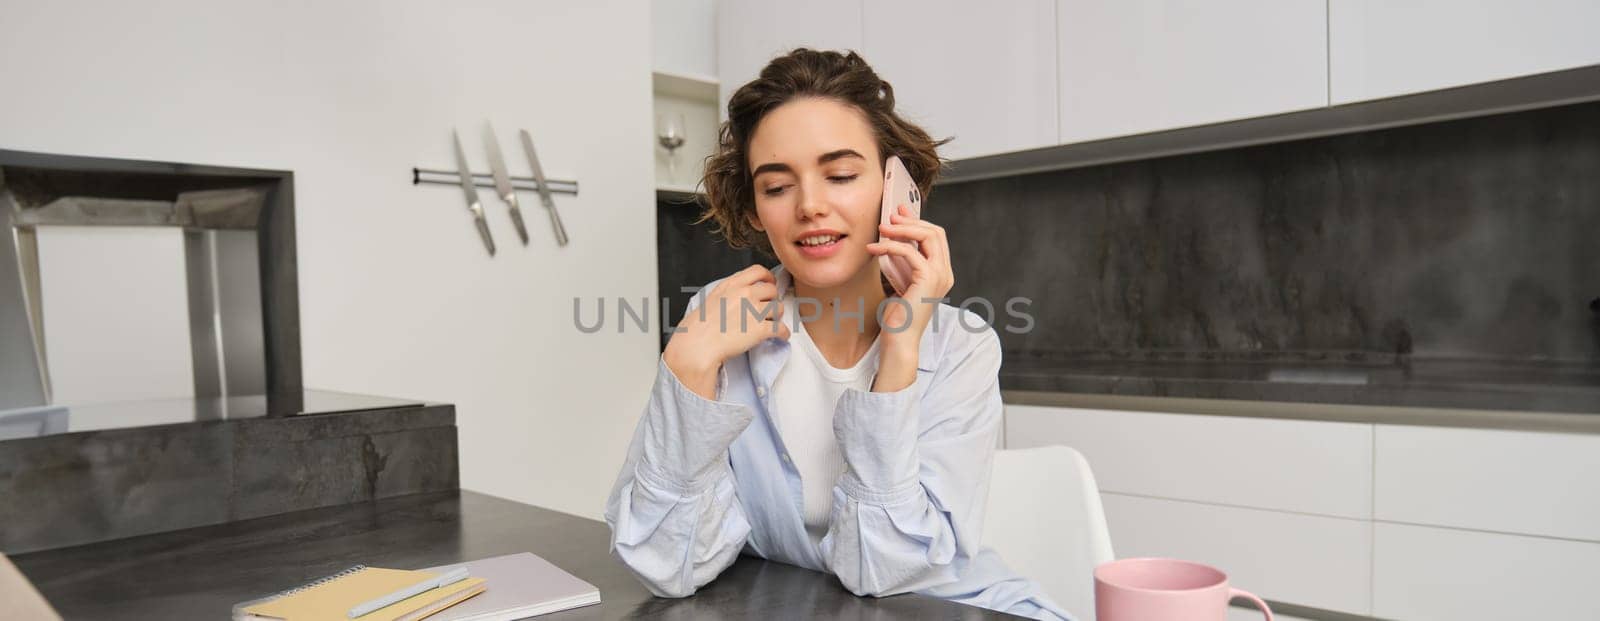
top-left (747, 97), bottom-right (883, 290)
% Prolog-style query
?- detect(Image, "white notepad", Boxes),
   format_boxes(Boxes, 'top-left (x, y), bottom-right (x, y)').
top-left (421, 553), bottom-right (600, 621)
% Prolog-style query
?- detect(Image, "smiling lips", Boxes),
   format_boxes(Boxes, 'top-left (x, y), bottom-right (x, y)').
top-left (795, 229), bottom-right (846, 258)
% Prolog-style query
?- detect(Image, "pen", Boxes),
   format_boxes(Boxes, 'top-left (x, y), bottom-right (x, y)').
top-left (347, 567), bottom-right (470, 618)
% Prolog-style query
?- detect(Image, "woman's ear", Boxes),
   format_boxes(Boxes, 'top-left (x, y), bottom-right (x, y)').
top-left (745, 209), bottom-right (765, 232)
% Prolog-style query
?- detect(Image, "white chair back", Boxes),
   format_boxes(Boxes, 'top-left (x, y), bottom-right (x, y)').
top-left (983, 445), bottom-right (1115, 620)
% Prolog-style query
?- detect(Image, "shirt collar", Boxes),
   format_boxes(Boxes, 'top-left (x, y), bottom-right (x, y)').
top-left (748, 265), bottom-right (938, 390)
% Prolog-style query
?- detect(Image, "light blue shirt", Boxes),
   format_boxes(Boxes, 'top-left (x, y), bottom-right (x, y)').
top-left (604, 267), bottom-right (1073, 620)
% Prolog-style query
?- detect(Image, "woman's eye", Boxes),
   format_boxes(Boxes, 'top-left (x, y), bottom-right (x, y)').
top-left (827, 174), bottom-right (859, 184)
top-left (762, 185), bottom-right (790, 197)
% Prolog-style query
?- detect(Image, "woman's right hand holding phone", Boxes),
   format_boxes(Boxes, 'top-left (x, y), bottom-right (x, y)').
top-left (663, 264), bottom-right (789, 400)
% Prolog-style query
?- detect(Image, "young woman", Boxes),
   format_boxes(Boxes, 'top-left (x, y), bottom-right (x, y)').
top-left (605, 49), bottom-right (1071, 620)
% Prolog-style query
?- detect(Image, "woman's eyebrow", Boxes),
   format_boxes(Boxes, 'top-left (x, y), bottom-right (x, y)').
top-left (751, 149), bottom-right (864, 178)
top-left (751, 162), bottom-right (792, 177)
top-left (818, 149), bottom-right (864, 164)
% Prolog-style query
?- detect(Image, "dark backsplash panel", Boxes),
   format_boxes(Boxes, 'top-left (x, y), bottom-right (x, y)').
top-left (934, 101), bottom-right (1600, 366)
top-left (651, 102), bottom-right (1600, 411)
top-left (656, 195), bottom-right (776, 352)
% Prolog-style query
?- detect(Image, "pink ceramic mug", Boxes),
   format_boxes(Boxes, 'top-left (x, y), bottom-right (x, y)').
top-left (1095, 558), bottom-right (1273, 621)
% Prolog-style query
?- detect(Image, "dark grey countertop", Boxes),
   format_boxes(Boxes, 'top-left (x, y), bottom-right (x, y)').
top-left (1001, 357), bottom-right (1600, 433)
top-left (11, 490), bottom-right (1013, 620)
top-left (1, 403), bottom-right (459, 554)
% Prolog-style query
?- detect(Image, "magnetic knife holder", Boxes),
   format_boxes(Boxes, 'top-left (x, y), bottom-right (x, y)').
top-left (411, 167), bottom-right (579, 196)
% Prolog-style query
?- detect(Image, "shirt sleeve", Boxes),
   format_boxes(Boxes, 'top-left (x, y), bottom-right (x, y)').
top-left (603, 284), bottom-right (754, 598)
top-left (819, 321), bottom-right (1004, 597)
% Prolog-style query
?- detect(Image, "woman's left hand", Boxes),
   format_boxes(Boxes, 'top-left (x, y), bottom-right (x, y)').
top-left (865, 204), bottom-right (955, 391)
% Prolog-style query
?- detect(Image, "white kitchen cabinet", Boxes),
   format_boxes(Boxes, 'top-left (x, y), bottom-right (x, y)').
top-left (861, 0), bottom-right (1058, 160)
top-left (651, 0), bottom-right (717, 79)
top-left (1056, 0), bottom-right (1327, 144)
top-left (715, 0), bottom-right (862, 120)
top-left (1004, 404), bottom-right (1373, 519)
top-left (1001, 400), bottom-right (1600, 618)
top-left (1103, 492), bottom-right (1372, 615)
top-left (1375, 424), bottom-right (1600, 542)
top-left (1329, 0), bottom-right (1600, 105)
top-left (1373, 522), bottom-right (1600, 621)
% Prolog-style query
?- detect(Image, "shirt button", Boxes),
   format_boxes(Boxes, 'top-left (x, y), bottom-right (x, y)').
top-left (782, 454), bottom-right (792, 464)
top-left (756, 386), bottom-right (767, 398)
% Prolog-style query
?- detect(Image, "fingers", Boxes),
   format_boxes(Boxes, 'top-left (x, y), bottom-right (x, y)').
top-left (880, 221), bottom-right (948, 265)
top-left (733, 295), bottom-right (782, 336)
top-left (714, 265), bottom-right (779, 309)
top-left (878, 221), bottom-right (937, 243)
top-left (866, 239), bottom-right (932, 276)
top-left (739, 291), bottom-right (782, 322)
top-left (757, 299), bottom-right (788, 339)
top-left (748, 280), bottom-right (778, 302)
top-left (765, 316), bottom-right (792, 340)
top-left (887, 207), bottom-right (952, 274)
top-left (727, 263), bottom-right (775, 286)
top-left (888, 207), bottom-right (943, 235)
top-left (883, 210), bottom-right (945, 244)
top-left (873, 210), bottom-right (954, 295)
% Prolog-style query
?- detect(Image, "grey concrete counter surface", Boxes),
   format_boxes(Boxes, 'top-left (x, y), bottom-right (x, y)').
top-left (11, 490), bottom-right (1014, 620)
top-left (1003, 385), bottom-right (1600, 435)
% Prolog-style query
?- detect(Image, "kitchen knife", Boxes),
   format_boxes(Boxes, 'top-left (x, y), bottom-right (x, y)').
top-left (519, 129), bottom-right (570, 246)
top-left (451, 129), bottom-right (496, 256)
top-left (482, 122), bottom-right (530, 245)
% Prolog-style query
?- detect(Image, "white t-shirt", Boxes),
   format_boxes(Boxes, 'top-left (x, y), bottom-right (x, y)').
top-left (769, 293), bottom-right (881, 546)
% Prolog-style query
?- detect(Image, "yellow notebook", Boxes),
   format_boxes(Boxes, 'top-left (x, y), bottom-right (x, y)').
top-left (243, 567), bottom-right (486, 621)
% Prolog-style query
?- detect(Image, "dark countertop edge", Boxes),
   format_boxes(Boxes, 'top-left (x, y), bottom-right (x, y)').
top-left (4, 402), bottom-right (453, 446)
top-left (0, 148), bottom-right (292, 178)
top-left (1002, 390), bottom-right (1600, 435)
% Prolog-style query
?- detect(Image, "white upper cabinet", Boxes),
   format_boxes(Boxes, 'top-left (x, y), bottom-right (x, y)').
top-left (1056, 0), bottom-right (1328, 144)
top-left (715, 1), bottom-right (1600, 165)
top-left (1329, 0), bottom-right (1600, 105)
top-left (862, 0), bottom-right (1058, 160)
top-left (715, 0), bottom-right (863, 120)
top-left (652, 0), bottom-right (718, 79)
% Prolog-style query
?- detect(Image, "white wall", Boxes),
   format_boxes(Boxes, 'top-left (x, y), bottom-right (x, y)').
top-left (36, 227), bottom-right (195, 405)
top-left (0, 0), bottom-right (659, 520)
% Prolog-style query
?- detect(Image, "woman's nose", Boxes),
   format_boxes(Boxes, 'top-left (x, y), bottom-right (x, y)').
top-left (797, 178), bottom-right (830, 220)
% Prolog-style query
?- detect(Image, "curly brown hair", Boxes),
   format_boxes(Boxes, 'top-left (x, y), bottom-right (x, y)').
top-left (698, 48), bottom-right (948, 255)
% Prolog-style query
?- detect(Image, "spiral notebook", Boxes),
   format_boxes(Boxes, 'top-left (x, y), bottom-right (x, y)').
top-left (419, 553), bottom-right (599, 621)
top-left (233, 566), bottom-right (486, 621)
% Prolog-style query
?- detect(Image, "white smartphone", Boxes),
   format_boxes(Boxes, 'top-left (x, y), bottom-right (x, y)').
top-left (879, 155), bottom-right (923, 296)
